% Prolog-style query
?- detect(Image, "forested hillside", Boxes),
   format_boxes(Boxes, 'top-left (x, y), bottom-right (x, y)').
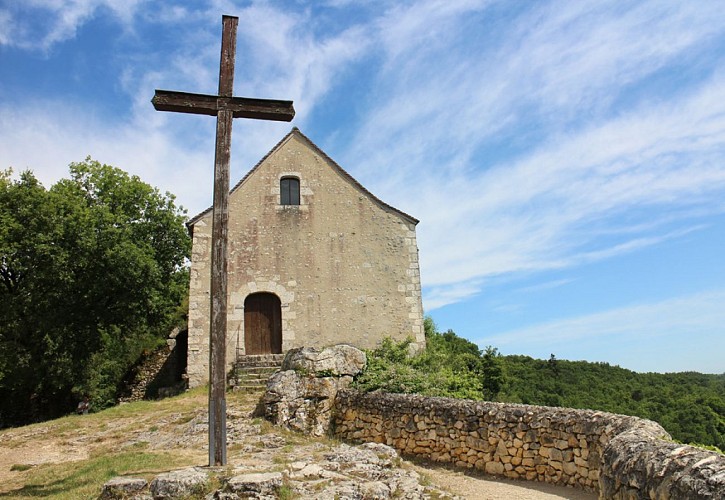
top-left (353, 319), bottom-right (725, 450)
top-left (502, 355), bottom-right (724, 449)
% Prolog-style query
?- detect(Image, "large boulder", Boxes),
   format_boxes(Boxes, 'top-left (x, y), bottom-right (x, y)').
top-left (264, 370), bottom-right (346, 436)
top-left (281, 345), bottom-right (366, 377)
top-left (265, 344), bottom-right (366, 436)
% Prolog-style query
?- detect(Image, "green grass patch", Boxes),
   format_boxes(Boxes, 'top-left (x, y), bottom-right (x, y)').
top-left (0, 451), bottom-right (190, 499)
top-left (277, 482), bottom-right (296, 500)
top-left (10, 464), bottom-right (33, 472)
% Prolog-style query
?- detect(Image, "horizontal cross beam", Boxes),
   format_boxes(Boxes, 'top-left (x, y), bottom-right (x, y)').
top-left (152, 89), bottom-right (295, 122)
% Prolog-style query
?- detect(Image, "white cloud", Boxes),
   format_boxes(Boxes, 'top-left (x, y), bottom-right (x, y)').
top-left (1, 0), bottom-right (147, 51)
top-left (232, 2), bottom-right (372, 120)
top-left (0, 100), bottom-right (212, 213)
top-left (329, 1), bottom-right (725, 308)
top-left (515, 279), bottom-right (575, 294)
top-left (424, 280), bottom-right (485, 310)
top-left (0, 0), bottom-right (373, 217)
top-left (413, 75), bottom-right (725, 305)
top-left (482, 289), bottom-right (725, 349)
top-left (0, 9), bottom-right (12, 46)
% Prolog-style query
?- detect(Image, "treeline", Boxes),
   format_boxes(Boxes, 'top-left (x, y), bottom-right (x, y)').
top-left (0, 160), bottom-right (190, 427)
top-left (353, 318), bottom-right (725, 451)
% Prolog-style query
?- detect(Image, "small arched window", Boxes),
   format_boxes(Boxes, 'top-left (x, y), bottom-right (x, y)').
top-left (280, 177), bottom-right (300, 205)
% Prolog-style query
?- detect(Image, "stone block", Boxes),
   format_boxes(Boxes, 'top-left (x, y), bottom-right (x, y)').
top-left (562, 461), bottom-right (578, 476)
top-left (227, 472), bottom-right (283, 496)
top-left (485, 461), bottom-right (505, 475)
top-left (150, 468), bottom-right (208, 499)
top-left (100, 477), bottom-right (148, 499)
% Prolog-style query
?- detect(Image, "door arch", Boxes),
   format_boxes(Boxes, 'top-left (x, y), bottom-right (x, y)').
top-left (244, 292), bottom-right (282, 355)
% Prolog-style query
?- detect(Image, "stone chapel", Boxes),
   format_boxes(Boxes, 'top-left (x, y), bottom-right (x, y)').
top-left (186, 128), bottom-right (424, 387)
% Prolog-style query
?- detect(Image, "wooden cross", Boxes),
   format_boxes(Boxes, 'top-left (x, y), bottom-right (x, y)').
top-left (152, 15), bottom-right (294, 466)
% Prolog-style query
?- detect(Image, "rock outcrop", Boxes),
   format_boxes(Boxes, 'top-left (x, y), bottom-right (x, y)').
top-left (100, 477), bottom-right (148, 499)
top-left (281, 345), bottom-right (367, 376)
top-left (149, 467), bottom-right (208, 498)
top-left (100, 442), bottom-right (454, 499)
top-left (263, 345), bottom-right (366, 436)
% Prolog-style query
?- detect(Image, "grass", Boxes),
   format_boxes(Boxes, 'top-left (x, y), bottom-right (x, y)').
top-left (1, 451), bottom-right (190, 499)
top-left (0, 387), bottom-right (216, 499)
top-left (278, 482), bottom-right (297, 499)
top-left (9, 465), bottom-right (33, 472)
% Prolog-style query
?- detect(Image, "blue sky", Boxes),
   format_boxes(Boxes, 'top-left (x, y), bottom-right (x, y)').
top-left (1, 1), bottom-right (724, 374)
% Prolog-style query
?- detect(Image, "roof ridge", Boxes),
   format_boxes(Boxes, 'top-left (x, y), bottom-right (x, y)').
top-left (289, 128), bottom-right (419, 225)
top-left (187, 127), bottom-right (419, 227)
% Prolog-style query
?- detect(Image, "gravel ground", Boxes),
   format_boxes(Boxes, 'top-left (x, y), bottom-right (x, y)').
top-left (412, 463), bottom-right (598, 499)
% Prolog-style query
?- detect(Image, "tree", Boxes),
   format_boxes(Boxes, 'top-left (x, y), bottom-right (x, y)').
top-left (0, 159), bottom-right (190, 426)
top-left (547, 353), bottom-right (560, 376)
top-left (481, 346), bottom-right (504, 401)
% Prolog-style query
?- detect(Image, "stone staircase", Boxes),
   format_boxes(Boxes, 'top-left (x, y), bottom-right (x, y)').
top-left (232, 354), bottom-right (285, 392)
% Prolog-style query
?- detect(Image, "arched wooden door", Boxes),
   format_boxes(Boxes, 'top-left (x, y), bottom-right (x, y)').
top-left (244, 293), bottom-right (282, 355)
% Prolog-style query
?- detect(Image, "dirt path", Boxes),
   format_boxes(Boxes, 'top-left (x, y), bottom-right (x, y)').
top-left (413, 464), bottom-right (597, 499)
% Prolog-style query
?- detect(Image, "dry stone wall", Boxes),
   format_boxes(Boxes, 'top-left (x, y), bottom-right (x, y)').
top-left (261, 347), bottom-right (725, 498)
top-left (600, 427), bottom-right (725, 499)
top-left (332, 391), bottom-right (633, 490)
top-left (331, 391), bottom-right (725, 498)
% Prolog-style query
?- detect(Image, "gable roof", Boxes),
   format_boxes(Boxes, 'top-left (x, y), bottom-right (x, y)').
top-left (187, 127), bottom-right (419, 227)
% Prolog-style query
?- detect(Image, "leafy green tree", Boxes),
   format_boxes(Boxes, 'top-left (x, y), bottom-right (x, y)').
top-left (547, 353), bottom-right (560, 376)
top-left (0, 159), bottom-right (190, 426)
top-left (355, 318), bottom-right (483, 399)
top-left (481, 346), bottom-right (503, 400)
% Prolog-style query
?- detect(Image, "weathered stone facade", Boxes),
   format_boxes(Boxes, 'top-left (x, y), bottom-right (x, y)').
top-left (186, 128), bottom-right (424, 387)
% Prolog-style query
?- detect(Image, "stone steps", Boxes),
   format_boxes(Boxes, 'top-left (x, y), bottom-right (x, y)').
top-left (232, 354), bottom-right (284, 392)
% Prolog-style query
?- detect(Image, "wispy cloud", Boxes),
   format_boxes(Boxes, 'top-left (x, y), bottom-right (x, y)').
top-left (413, 75), bottom-right (725, 292)
top-left (481, 288), bottom-right (725, 357)
top-left (0, 100), bottom-right (211, 211)
top-left (516, 279), bottom-right (575, 294)
top-left (322, 0), bottom-right (725, 309)
top-left (0, 0), bottom-right (146, 51)
top-left (471, 288), bottom-right (725, 373)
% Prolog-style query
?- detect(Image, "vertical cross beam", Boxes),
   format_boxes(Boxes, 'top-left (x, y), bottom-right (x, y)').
top-left (152, 15), bottom-right (294, 467)
top-left (207, 15), bottom-right (236, 468)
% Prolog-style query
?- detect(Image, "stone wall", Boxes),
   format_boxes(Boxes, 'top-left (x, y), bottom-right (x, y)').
top-left (600, 426), bottom-right (725, 499)
top-left (117, 329), bottom-right (187, 403)
top-left (331, 391), bottom-right (725, 498)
